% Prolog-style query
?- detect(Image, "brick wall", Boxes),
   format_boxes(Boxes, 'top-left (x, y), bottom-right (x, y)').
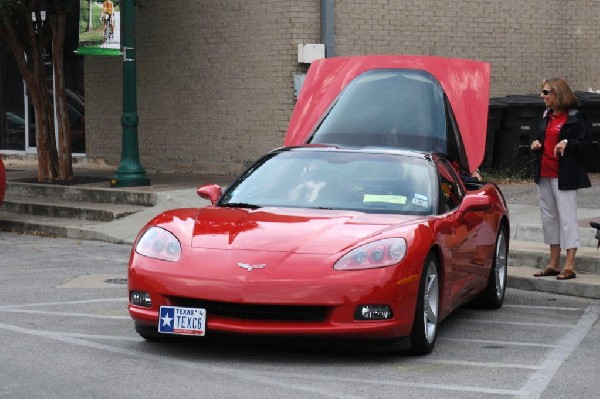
top-left (85, 0), bottom-right (600, 174)
top-left (335, 0), bottom-right (600, 96)
top-left (87, 0), bottom-right (320, 174)
top-left (85, 56), bottom-right (122, 165)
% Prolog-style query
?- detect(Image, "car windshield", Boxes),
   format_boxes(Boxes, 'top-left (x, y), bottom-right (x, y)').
top-left (309, 69), bottom-right (449, 154)
top-left (220, 149), bottom-right (436, 215)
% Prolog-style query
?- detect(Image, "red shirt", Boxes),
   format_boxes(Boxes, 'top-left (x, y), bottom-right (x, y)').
top-left (540, 111), bottom-right (567, 178)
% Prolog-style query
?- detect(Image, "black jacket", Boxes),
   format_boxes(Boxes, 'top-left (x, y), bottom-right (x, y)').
top-left (531, 108), bottom-right (592, 190)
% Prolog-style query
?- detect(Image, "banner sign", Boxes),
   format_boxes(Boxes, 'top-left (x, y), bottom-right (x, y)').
top-left (77, 0), bottom-right (121, 56)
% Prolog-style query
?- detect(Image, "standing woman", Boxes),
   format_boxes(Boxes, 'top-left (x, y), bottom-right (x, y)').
top-left (531, 78), bottom-right (592, 280)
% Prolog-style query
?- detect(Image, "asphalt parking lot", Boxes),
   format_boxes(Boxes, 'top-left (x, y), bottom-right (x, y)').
top-left (1, 232), bottom-right (599, 399)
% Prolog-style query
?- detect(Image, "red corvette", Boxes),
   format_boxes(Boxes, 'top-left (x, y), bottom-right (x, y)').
top-left (128, 56), bottom-right (509, 355)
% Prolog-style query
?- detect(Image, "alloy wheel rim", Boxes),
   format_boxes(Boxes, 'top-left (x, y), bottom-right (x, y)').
top-left (423, 260), bottom-right (439, 343)
top-left (495, 230), bottom-right (507, 299)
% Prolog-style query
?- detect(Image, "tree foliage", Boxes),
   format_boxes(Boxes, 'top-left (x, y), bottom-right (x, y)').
top-left (0, 0), bottom-right (75, 182)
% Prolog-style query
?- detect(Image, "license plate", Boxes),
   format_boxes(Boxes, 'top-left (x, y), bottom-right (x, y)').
top-left (158, 306), bottom-right (206, 336)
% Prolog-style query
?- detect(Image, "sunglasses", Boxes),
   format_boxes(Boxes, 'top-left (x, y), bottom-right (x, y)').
top-left (542, 89), bottom-right (554, 96)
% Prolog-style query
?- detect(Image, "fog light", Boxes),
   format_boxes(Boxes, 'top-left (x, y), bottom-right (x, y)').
top-left (355, 305), bottom-right (393, 320)
top-left (131, 291), bottom-right (152, 308)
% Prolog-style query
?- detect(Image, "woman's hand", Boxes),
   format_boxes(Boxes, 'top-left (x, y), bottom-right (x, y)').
top-left (554, 139), bottom-right (567, 157)
top-left (531, 140), bottom-right (542, 151)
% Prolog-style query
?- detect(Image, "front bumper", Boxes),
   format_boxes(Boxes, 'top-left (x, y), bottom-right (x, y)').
top-left (128, 251), bottom-right (422, 340)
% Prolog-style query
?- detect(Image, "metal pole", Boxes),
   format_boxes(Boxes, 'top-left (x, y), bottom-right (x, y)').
top-left (111, 0), bottom-right (150, 187)
top-left (320, 0), bottom-right (335, 57)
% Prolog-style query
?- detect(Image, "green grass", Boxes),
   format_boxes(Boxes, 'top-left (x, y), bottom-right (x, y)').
top-left (78, 29), bottom-right (103, 47)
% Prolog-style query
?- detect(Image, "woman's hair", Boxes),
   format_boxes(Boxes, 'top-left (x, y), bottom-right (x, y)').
top-left (541, 78), bottom-right (578, 110)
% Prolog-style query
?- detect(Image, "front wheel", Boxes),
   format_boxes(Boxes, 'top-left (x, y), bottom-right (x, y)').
top-left (409, 252), bottom-right (440, 355)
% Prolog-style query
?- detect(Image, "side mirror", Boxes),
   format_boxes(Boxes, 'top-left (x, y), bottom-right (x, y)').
top-left (459, 193), bottom-right (492, 213)
top-left (197, 184), bottom-right (222, 205)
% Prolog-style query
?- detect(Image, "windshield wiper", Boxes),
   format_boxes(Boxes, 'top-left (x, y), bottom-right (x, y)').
top-left (223, 202), bottom-right (261, 209)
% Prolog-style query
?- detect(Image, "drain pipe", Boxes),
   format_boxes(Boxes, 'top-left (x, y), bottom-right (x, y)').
top-left (321, 0), bottom-right (335, 57)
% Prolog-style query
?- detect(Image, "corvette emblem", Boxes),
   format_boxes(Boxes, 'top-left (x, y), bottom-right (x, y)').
top-left (237, 262), bottom-right (266, 272)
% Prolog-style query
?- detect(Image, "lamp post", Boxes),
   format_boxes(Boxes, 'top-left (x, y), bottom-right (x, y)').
top-left (110, 0), bottom-right (150, 187)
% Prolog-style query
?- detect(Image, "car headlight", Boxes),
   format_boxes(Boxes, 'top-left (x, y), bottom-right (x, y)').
top-left (135, 226), bottom-right (182, 262)
top-left (334, 238), bottom-right (407, 270)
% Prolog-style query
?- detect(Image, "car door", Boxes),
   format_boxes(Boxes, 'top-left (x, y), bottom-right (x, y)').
top-left (435, 158), bottom-right (489, 303)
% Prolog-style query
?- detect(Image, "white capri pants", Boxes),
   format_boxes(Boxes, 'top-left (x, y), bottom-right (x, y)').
top-left (537, 177), bottom-right (580, 249)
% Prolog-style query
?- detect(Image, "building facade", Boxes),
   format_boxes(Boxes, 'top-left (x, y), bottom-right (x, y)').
top-left (4, 0), bottom-right (600, 175)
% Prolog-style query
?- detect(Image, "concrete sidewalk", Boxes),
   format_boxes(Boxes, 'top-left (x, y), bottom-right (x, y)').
top-left (2, 161), bottom-right (600, 298)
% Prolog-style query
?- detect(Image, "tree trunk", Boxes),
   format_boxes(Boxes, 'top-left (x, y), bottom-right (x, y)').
top-left (28, 79), bottom-right (58, 182)
top-left (87, 0), bottom-right (93, 32)
top-left (50, 6), bottom-right (73, 182)
top-left (0, 0), bottom-right (70, 183)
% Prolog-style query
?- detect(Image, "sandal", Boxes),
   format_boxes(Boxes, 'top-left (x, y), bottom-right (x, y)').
top-left (533, 267), bottom-right (560, 277)
top-left (556, 270), bottom-right (576, 280)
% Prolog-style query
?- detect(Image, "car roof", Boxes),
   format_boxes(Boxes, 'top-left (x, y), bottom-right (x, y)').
top-left (285, 55), bottom-right (490, 173)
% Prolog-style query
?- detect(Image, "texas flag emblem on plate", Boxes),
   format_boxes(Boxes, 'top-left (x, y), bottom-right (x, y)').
top-left (158, 306), bottom-right (206, 336)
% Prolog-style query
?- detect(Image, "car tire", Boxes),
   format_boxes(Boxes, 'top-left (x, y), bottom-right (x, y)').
top-left (409, 251), bottom-right (440, 355)
top-left (474, 225), bottom-right (508, 310)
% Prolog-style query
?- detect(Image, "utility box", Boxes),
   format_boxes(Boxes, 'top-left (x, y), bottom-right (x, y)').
top-left (297, 44), bottom-right (325, 64)
top-left (293, 74), bottom-right (306, 100)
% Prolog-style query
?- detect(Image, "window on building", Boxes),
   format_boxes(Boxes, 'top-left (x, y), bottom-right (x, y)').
top-left (0, 7), bottom-right (85, 154)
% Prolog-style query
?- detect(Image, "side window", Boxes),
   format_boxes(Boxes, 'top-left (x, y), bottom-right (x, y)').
top-left (444, 96), bottom-right (469, 169)
top-left (436, 160), bottom-right (464, 212)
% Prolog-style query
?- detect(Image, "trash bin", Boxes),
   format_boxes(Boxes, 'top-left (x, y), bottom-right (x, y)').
top-left (480, 98), bottom-right (506, 172)
top-left (494, 95), bottom-right (545, 177)
top-left (574, 91), bottom-right (600, 173)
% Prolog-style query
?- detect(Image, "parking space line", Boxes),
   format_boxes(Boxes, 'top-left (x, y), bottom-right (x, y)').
top-left (59, 332), bottom-right (140, 341)
top-left (0, 317), bottom-right (524, 397)
top-left (503, 304), bottom-right (582, 311)
top-left (249, 370), bottom-right (524, 396)
top-left (440, 337), bottom-right (556, 348)
top-left (415, 359), bottom-right (541, 370)
top-left (0, 308), bottom-right (129, 320)
top-left (0, 321), bottom-right (364, 399)
top-left (0, 298), bottom-right (595, 397)
top-left (0, 298), bottom-right (126, 309)
top-left (458, 319), bottom-right (574, 328)
top-left (0, 319), bottom-right (527, 397)
top-left (517, 304), bottom-right (599, 399)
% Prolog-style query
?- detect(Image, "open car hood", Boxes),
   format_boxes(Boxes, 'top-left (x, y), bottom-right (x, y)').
top-left (285, 55), bottom-right (490, 173)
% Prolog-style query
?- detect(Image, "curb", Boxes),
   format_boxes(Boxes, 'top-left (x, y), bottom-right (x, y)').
top-left (508, 266), bottom-right (600, 299)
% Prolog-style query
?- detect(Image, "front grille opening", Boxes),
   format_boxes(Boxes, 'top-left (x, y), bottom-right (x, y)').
top-left (171, 297), bottom-right (329, 322)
